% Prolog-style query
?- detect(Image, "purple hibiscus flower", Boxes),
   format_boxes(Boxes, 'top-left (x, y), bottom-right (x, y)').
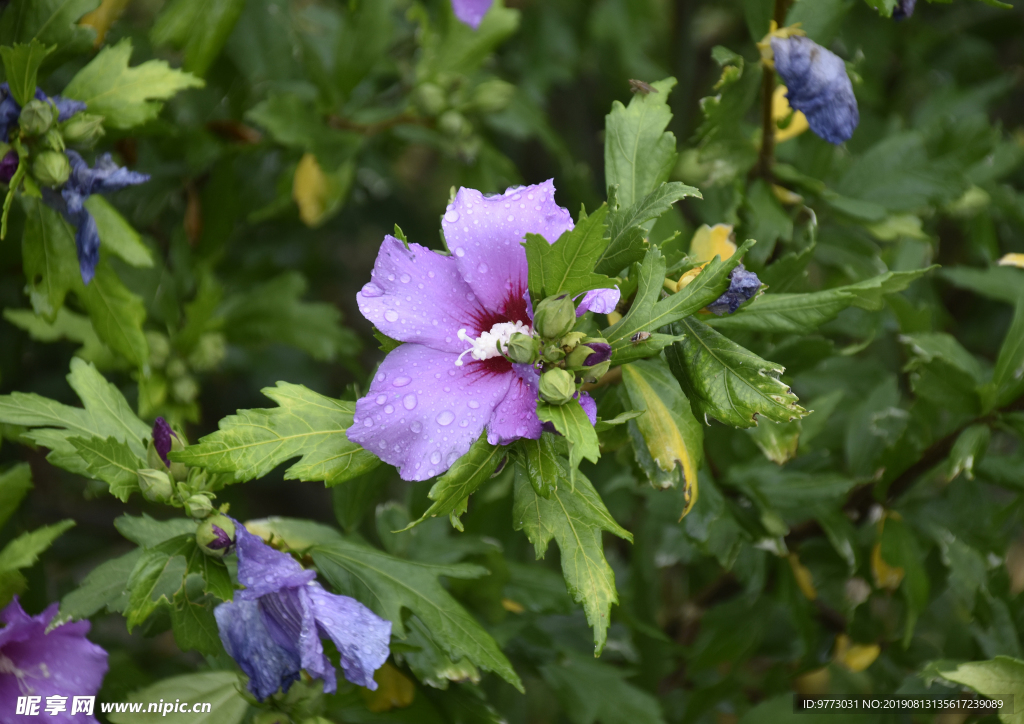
top-left (41, 150), bottom-right (149, 285)
top-left (0, 597), bottom-right (108, 723)
top-left (214, 522), bottom-right (391, 701)
top-left (452, 0), bottom-right (493, 29)
top-left (152, 417), bottom-right (178, 467)
top-left (771, 36), bottom-right (859, 145)
top-left (347, 180), bottom-right (617, 481)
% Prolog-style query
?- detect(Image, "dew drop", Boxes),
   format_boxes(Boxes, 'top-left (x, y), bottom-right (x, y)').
top-left (455, 247), bottom-right (465, 257)
top-left (477, 263), bottom-right (488, 273)
top-left (430, 451), bottom-right (442, 464)
top-left (507, 215), bottom-right (515, 222)
top-left (436, 410), bottom-right (455, 426)
top-left (361, 282), bottom-right (383, 298)
top-left (459, 419), bottom-right (469, 427)
top-left (445, 209), bottom-right (460, 222)
top-left (376, 372), bottom-right (386, 382)
top-left (387, 274), bottom-right (395, 282)
top-left (393, 376), bottom-right (411, 387)
top-left (375, 394), bottom-right (387, 405)
top-left (384, 310), bottom-right (399, 323)
top-left (400, 273), bottom-right (411, 283)
top-left (403, 394), bottom-right (417, 410)
top-left (468, 400), bottom-right (480, 409)
top-left (446, 452), bottom-right (459, 466)
top-left (411, 421), bottom-right (422, 433)
top-left (384, 405), bottom-right (394, 414)
top-left (363, 418), bottom-right (373, 428)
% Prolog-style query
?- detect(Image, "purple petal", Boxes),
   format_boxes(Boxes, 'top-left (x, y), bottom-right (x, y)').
top-left (207, 524), bottom-right (233, 551)
top-left (893, 0), bottom-right (916, 18)
top-left (152, 417), bottom-right (177, 467)
top-left (306, 584), bottom-right (392, 690)
top-left (0, 150), bottom-right (18, 184)
top-left (442, 180), bottom-right (573, 315)
top-left (73, 210), bottom-right (100, 285)
top-left (0, 92), bottom-right (19, 143)
top-left (575, 287), bottom-right (620, 316)
top-left (582, 342), bottom-right (612, 367)
top-left (51, 95), bottom-right (87, 122)
top-left (487, 363), bottom-right (543, 445)
top-left (577, 392), bottom-right (598, 425)
top-left (234, 522), bottom-right (317, 600)
top-left (347, 343), bottom-right (512, 481)
top-left (451, 0), bottom-right (493, 29)
top-left (771, 36), bottom-right (858, 144)
top-left (706, 264), bottom-right (761, 316)
top-left (257, 586), bottom-right (336, 695)
top-left (215, 598), bottom-right (301, 701)
top-left (0, 598), bottom-right (107, 723)
top-left (357, 236), bottom-right (491, 354)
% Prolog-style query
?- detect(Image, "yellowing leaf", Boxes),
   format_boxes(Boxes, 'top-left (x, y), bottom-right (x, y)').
top-left (833, 634), bottom-right (880, 673)
top-left (998, 253), bottom-right (1024, 269)
top-left (871, 541), bottom-right (905, 590)
top-left (361, 662), bottom-right (415, 713)
top-left (688, 224), bottom-right (736, 264)
top-left (787, 553), bottom-right (817, 600)
top-left (79, 0), bottom-right (132, 46)
top-left (293, 153), bottom-right (328, 227)
top-left (772, 85), bottom-right (809, 143)
top-left (794, 667), bottom-right (830, 698)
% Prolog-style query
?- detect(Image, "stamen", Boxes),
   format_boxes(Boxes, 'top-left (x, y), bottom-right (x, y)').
top-left (454, 322), bottom-right (532, 367)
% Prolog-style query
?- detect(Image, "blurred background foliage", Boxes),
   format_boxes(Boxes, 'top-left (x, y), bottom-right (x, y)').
top-left (2, 0), bottom-right (1024, 722)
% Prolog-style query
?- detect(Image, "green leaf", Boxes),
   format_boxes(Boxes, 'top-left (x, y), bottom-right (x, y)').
top-left (420, 1), bottom-right (520, 78)
top-left (940, 265), bottom-right (1024, 305)
top-left (0, 463), bottom-right (33, 530)
top-left (666, 317), bottom-right (807, 428)
top-left (0, 0), bottom-right (99, 61)
top-left (311, 535), bottom-right (523, 691)
top-left (603, 241), bottom-right (754, 360)
top-left (931, 657), bottom-right (1024, 724)
top-left (124, 534), bottom-right (192, 630)
top-left (108, 672), bottom-right (248, 724)
top-left (61, 548), bottom-right (141, 619)
top-left (879, 515), bottom-right (929, 643)
top-left (0, 519), bottom-right (74, 573)
top-left (170, 576), bottom-right (223, 656)
top-left (540, 650), bottom-right (666, 724)
top-left (512, 463), bottom-right (631, 654)
top-left (67, 436), bottom-right (144, 501)
top-left (0, 358), bottom-right (150, 485)
top-left (901, 333), bottom-right (986, 415)
top-left (604, 77), bottom-right (678, 208)
top-left (218, 272), bottom-right (361, 361)
top-left (78, 261), bottom-right (149, 369)
top-left (21, 197), bottom-right (81, 322)
top-left (84, 196), bottom-right (154, 268)
top-left (596, 182), bottom-right (701, 276)
top-left (537, 399), bottom-right (600, 484)
top-left (4, 307), bottom-right (116, 368)
top-left (62, 38), bottom-right (204, 130)
top-left (525, 204), bottom-right (612, 301)
top-left (707, 268), bottom-right (935, 334)
top-left (151, 0), bottom-right (246, 76)
top-left (982, 294), bottom-right (1024, 411)
top-left (747, 419), bottom-right (801, 465)
top-left (520, 433), bottom-right (562, 498)
top-left (173, 381), bottom-right (380, 485)
top-left (115, 514), bottom-right (198, 548)
top-left (403, 436), bottom-right (504, 532)
top-left (396, 617), bottom-right (481, 690)
top-left (621, 358), bottom-right (702, 517)
top-left (246, 93), bottom-right (359, 166)
top-left (0, 40), bottom-right (53, 106)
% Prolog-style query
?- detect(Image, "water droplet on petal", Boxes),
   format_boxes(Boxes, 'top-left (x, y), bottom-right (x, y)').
top-left (363, 418), bottom-right (373, 428)
top-left (445, 209), bottom-right (460, 222)
top-left (375, 394), bottom-right (387, 405)
top-left (430, 451), bottom-right (442, 464)
top-left (384, 309), bottom-right (399, 322)
top-left (376, 373), bottom-right (386, 382)
top-left (384, 405), bottom-right (394, 414)
top-left (507, 215), bottom-right (515, 222)
top-left (455, 247), bottom-right (465, 257)
top-left (446, 452), bottom-right (459, 466)
top-left (403, 394), bottom-right (417, 410)
top-left (400, 273), bottom-right (411, 283)
top-left (393, 376), bottom-right (411, 387)
top-left (411, 421), bottom-right (422, 433)
top-left (361, 282), bottom-right (383, 297)
top-left (468, 400), bottom-right (480, 409)
top-left (387, 274), bottom-right (395, 282)
top-left (459, 419), bottom-right (469, 427)
top-left (436, 410), bottom-right (455, 426)
top-left (477, 263), bottom-right (488, 273)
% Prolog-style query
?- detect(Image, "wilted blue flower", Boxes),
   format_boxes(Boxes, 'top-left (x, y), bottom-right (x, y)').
top-left (347, 180), bottom-right (617, 481)
top-left (41, 150), bottom-right (149, 284)
top-left (771, 36), bottom-right (859, 144)
top-left (893, 0), bottom-right (916, 19)
top-left (0, 150), bottom-right (17, 184)
top-left (214, 522), bottom-right (391, 701)
top-left (706, 264), bottom-right (761, 315)
top-left (152, 417), bottom-right (177, 467)
top-left (0, 597), bottom-right (108, 723)
top-left (0, 83), bottom-right (86, 142)
top-left (452, 0), bottom-right (493, 29)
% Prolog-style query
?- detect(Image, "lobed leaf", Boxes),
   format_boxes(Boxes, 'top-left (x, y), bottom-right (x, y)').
top-left (525, 204), bottom-right (613, 301)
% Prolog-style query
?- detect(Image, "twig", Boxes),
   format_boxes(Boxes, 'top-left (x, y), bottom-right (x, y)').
top-left (755, 0), bottom-right (792, 181)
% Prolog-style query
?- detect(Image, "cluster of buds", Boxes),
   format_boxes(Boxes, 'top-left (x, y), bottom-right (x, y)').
top-left (142, 330), bottom-right (226, 418)
top-left (528, 294), bottom-right (613, 406)
top-left (411, 76), bottom-right (515, 162)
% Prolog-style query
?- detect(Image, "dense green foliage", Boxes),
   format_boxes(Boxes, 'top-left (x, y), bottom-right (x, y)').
top-left (1, 0), bottom-right (1023, 722)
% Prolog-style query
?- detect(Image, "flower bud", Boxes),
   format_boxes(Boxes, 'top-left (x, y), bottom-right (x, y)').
top-left (184, 493), bottom-right (215, 519)
top-left (19, 99), bottom-right (55, 136)
top-left (541, 342), bottom-right (565, 363)
top-left (32, 150), bottom-right (70, 187)
top-left (61, 112), bottom-right (105, 147)
top-left (534, 295), bottom-right (576, 339)
top-left (188, 332), bottom-right (226, 371)
top-left (472, 79), bottom-right (515, 113)
top-left (582, 360), bottom-right (610, 384)
top-left (138, 469), bottom-right (174, 503)
top-left (40, 128), bottom-right (65, 152)
top-left (438, 110), bottom-right (468, 137)
top-left (413, 83), bottom-right (447, 116)
top-left (565, 338), bottom-right (612, 369)
top-left (196, 514), bottom-right (236, 557)
top-left (504, 332), bottom-right (538, 364)
top-left (169, 433), bottom-right (189, 482)
top-left (539, 368), bottom-right (576, 405)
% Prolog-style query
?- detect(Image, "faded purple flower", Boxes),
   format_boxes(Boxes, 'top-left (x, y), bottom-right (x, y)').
top-left (0, 151), bottom-right (18, 184)
top-left (152, 417), bottom-right (177, 467)
top-left (452, 0), bottom-right (492, 29)
top-left (575, 288), bottom-right (620, 316)
top-left (348, 180), bottom-right (617, 481)
top-left (771, 36), bottom-right (859, 144)
top-left (893, 0), bottom-right (916, 19)
top-left (214, 522), bottom-right (391, 701)
top-left (706, 264), bottom-right (761, 315)
top-left (0, 597), bottom-right (108, 723)
top-left (41, 150), bottom-right (149, 284)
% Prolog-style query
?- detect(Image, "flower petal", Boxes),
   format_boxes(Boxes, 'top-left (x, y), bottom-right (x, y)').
top-left (577, 392), bottom-right (598, 425)
top-left (442, 180), bottom-right (573, 315)
top-left (575, 287), bottom-right (620, 316)
top-left (215, 598), bottom-right (301, 701)
top-left (487, 363), bottom-right (543, 445)
top-left (306, 584), bottom-right (392, 690)
top-left (348, 344), bottom-right (512, 481)
top-left (706, 264), bottom-right (762, 315)
top-left (771, 36), bottom-right (858, 145)
top-left (234, 522), bottom-right (317, 600)
top-left (451, 0), bottom-right (493, 29)
top-left (357, 236), bottom-right (490, 353)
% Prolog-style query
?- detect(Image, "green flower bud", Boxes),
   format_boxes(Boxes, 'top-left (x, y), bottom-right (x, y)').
top-left (539, 368), bottom-right (576, 405)
top-left (582, 360), bottom-right (610, 384)
top-left (32, 150), bottom-right (70, 187)
top-left (137, 469), bottom-right (174, 503)
top-left (172, 375), bottom-right (199, 404)
top-left (188, 332), bottom-right (226, 371)
top-left (184, 493), bottom-right (215, 519)
top-left (146, 331), bottom-right (171, 369)
top-left (61, 113), bottom-right (105, 147)
top-left (41, 128), bottom-right (65, 152)
top-left (565, 337), bottom-right (611, 369)
top-left (472, 79), bottom-right (516, 113)
top-left (169, 433), bottom-right (189, 483)
top-left (19, 100), bottom-right (55, 136)
top-left (413, 83), bottom-right (447, 116)
top-left (438, 110), bottom-right (468, 137)
top-left (541, 342), bottom-right (565, 363)
top-left (533, 295), bottom-right (576, 339)
top-left (196, 514), bottom-right (236, 557)
top-left (504, 332), bottom-right (538, 364)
